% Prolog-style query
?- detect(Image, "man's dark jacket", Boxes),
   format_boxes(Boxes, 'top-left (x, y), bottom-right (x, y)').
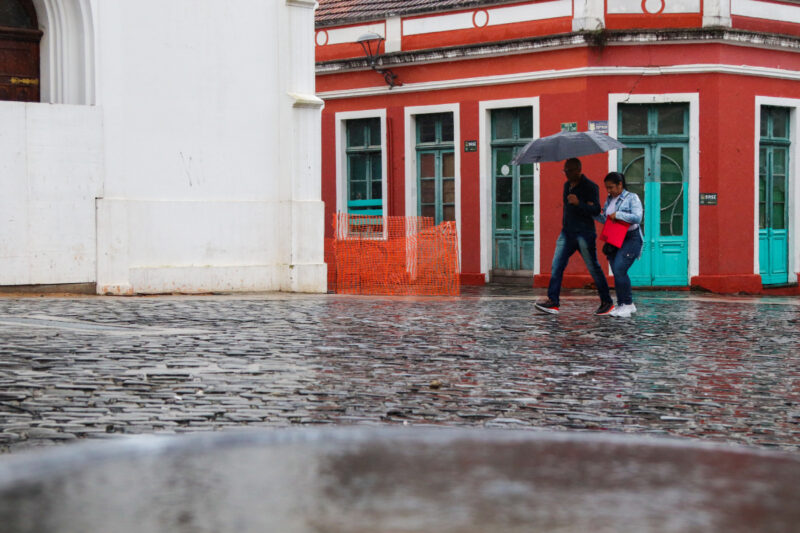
top-left (562, 174), bottom-right (601, 234)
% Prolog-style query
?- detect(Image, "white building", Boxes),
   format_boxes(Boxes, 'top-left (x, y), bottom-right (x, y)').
top-left (0, 0), bottom-right (326, 294)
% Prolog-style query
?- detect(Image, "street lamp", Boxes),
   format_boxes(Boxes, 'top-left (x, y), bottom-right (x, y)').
top-left (357, 33), bottom-right (400, 89)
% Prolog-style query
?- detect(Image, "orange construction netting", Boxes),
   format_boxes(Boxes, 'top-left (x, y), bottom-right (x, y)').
top-left (328, 213), bottom-right (460, 295)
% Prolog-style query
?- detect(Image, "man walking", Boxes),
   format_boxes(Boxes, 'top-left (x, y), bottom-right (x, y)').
top-left (535, 158), bottom-right (614, 315)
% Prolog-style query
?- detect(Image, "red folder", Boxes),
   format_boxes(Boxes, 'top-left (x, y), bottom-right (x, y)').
top-left (599, 218), bottom-right (631, 248)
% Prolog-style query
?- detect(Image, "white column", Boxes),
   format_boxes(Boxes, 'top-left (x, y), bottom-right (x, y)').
top-left (283, 0), bottom-right (327, 292)
top-left (573, 0), bottom-right (605, 31)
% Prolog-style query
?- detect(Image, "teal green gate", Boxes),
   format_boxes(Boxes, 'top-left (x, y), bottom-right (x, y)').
top-left (491, 107), bottom-right (534, 271)
top-left (759, 106), bottom-right (790, 285)
top-left (618, 104), bottom-right (689, 286)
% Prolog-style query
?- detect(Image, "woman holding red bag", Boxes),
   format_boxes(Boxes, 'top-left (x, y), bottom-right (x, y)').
top-left (596, 172), bottom-right (644, 318)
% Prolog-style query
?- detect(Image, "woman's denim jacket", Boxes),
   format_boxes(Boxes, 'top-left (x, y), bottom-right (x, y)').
top-left (594, 189), bottom-right (644, 241)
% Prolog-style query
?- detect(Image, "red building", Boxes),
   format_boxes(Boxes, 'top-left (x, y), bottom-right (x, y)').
top-left (316, 0), bottom-right (800, 293)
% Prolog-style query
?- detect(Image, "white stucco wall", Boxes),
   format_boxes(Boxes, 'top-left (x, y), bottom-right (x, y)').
top-left (94, 0), bottom-right (325, 294)
top-left (0, 102), bottom-right (103, 286)
top-left (0, 0), bottom-right (325, 294)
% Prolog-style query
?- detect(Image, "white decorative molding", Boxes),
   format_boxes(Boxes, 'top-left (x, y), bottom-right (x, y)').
top-left (478, 98), bottom-right (540, 281)
top-left (334, 109), bottom-right (388, 220)
top-left (318, 64), bottom-right (800, 99)
top-left (732, 0), bottom-right (800, 23)
top-left (403, 104), bottom-right (462, 265)
top-left (608, 93), bottom-right (700, 280)
top-left (286, 0), bottom-right (317, 8)
top-left (403, 0), bottom-right (571, 36)
top-left (33, 0), bottom-right (95, 105)
top-left (753, 96), bottom-right (800, 278)
top-left (289, 92), bottom-right (325, 108)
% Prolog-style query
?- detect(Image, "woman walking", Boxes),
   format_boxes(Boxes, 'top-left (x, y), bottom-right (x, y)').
top-left (597, 172), bottom-right (643, 318)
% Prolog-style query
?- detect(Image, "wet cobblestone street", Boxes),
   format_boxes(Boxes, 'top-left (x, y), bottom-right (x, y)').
top-left (1, 288), bottom-right (799, 453)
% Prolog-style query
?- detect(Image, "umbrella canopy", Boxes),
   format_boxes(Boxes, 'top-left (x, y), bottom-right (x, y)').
top-left (512, 131), bottom-right (626, 164)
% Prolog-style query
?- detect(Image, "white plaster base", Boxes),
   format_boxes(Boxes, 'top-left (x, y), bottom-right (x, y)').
top-left (96, 198), bottom-right (327, 295)
top-left (0, 102), bottom-right (103, 286)
top-left (289, 263), bottom-right (328, 293)
top-left (128, 265), bottom-right (290, 294)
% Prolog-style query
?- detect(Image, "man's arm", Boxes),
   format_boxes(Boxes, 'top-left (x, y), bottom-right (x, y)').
top-left (578, 183), bottom-right (601, 216)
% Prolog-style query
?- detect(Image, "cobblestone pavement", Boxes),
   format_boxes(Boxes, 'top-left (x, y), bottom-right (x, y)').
top-left (1, 287), bottom-right (799, 454)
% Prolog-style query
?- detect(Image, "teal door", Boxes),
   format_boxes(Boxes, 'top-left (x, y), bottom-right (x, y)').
top-left (619, 104), bottom-right (689, 286)
top-left (491, 107), bottom-right (534, 271)
top-left (759, 107), bottom-right (790, 285)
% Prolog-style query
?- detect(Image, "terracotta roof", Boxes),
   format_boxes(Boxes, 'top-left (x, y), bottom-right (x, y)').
top-left (316, 0), bottom-right (518, 27)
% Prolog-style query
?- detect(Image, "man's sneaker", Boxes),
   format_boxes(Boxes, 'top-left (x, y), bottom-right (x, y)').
top-left (595, 301), bottom-right (614, 315)
top-left (534, 299), bottom-right (559, 315)
top-left (628, 303), bottom-right (637, 314)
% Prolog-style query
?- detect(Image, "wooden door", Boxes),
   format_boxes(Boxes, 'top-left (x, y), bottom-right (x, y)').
top-left (0, 0), bottom-right (42, 102)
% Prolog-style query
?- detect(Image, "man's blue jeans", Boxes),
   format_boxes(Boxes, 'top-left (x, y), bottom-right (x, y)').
top-left (547, 231), bottom-right (612, 305)
top-left (607, 230), bottom-right (643, 306)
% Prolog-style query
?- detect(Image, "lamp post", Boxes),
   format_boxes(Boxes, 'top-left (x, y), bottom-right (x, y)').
top-left (357, 33), bottom-right (400, 89)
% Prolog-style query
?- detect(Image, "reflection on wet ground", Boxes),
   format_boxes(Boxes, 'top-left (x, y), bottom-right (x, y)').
top-left (1, 286), bottom-right (798, 452)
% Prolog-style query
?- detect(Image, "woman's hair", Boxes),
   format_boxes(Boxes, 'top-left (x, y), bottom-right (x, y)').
top-left (604, 171), bottom-right (626, 189)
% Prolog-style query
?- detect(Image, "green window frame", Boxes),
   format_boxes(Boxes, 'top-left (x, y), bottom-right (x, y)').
top-left (346, 118), bottom-right (383, 216)
top-left (759, 106), bottom-right (790, 232)
top-left (416, 113), bottom-right (455, 224)
top-left (490, 107), bottom-right (534, 235)
top-left (618, 103), bottom-right (690, 237)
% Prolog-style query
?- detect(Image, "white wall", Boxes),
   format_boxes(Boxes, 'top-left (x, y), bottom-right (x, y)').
top-left (91, 0), bottom-right (325, 294)
top-left (0, 0), bottom-right (325, 294)
top-left (0, 102), bottom-right (103, 285)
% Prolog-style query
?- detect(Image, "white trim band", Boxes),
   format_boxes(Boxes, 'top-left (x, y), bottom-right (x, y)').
top-left (318, 64), bottom-right (800, 99)
top-left (732, 0), bottom-right (800, 24)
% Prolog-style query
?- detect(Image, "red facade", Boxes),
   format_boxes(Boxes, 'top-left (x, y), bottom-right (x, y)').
top-left (316, 0), bottom-right (800, 293)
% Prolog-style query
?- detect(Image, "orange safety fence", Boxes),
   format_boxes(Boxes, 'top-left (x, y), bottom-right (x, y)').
top-left (327, 213), bottom-right (460, 295)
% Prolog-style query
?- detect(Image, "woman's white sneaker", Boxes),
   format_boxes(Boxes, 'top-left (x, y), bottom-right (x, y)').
top-left (613, 304), bottom-right (633, 318)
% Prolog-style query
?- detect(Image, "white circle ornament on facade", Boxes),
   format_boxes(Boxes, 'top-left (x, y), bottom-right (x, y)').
top-left (316, 30), bottom-right (329, 46)
top-left (641, 0), bottom-right (666, 14)
top-left (473, 9), bottom-right (489, 28)
top-left (501, 164), bottom-right (511, 176)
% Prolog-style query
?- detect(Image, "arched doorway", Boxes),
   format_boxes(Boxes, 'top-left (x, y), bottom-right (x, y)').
top-left (0, 0), bottom-right (42, 102)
